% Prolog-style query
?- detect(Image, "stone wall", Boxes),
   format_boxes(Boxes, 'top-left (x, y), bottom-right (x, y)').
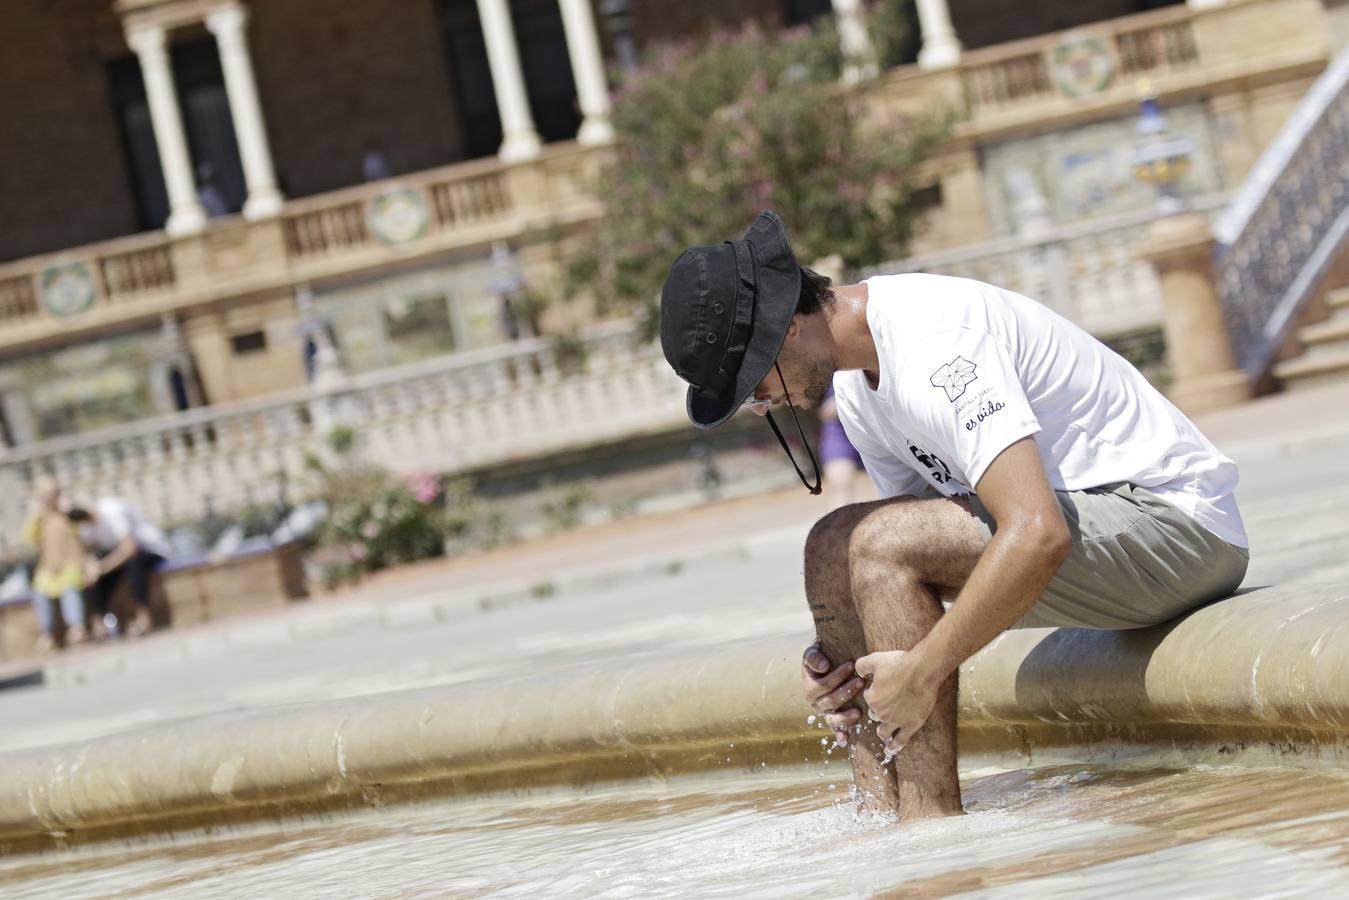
top-left (946, 0), bottom-right (1177, 51)
top-left (248, 0), bottom-right (464, 200)
top-left (0, 0), bottom-right (141, 263)
top-left (629, 0), bottom-right (788, 46)
top-left (629, 1), bottom-right (1183, 55)
top-left (182, 292), bottom-right (307, 404)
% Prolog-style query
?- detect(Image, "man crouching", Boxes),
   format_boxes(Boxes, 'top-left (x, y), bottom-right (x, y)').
top-left (658, 211), bottom-right (1248, 818)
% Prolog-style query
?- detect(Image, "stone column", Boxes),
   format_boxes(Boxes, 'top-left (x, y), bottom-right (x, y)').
top-left (557, 0), bottom-right (614, 144)
top-left (1187, 0), bottom-right (1227, 10)
top-left (1140, 213), bottom-right (1252, 414)
top-left (475, 0), bottom-right (543, 162)
top-left (126, 25), bottom-right (207, 237)
top-left (915, 0), bottom-right (962, 70)
top-left (831, 0), bottom-right (878, 85)
top-left (206, 4), bottom-right (285, 219)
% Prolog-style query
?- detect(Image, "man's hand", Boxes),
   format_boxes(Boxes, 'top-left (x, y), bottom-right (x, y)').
top-left (855, 649), bottom-right (941, 755)
top-left (801, 643), bottom-right (865, 745)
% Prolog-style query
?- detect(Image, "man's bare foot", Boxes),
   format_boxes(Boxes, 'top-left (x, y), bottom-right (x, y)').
top-left (65, 623), bottom-right (88, 645)
top-left (893, 793), bottom-right (966, 823)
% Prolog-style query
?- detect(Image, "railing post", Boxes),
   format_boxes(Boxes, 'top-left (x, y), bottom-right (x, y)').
top-left (1140, 212), bottom-right (1252, 414)
top-left (915, 0), bottom-right (962, 70)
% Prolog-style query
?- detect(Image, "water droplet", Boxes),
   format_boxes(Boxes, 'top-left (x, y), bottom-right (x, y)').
top-left (807, 715), bottom-right (818, 725)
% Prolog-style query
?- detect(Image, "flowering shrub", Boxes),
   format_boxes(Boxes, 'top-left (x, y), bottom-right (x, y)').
top-left (307, 467), bottom-right (450, 587)
top-left (568, 14), bottom-right (951, 325)
top-left (304, 425), bottom-right (481, 588)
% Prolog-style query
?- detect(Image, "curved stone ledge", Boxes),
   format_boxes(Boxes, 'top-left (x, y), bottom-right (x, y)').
top-left (0, 584), bottom-right (1344, 849)
top-left (960, 584), bottom-right (1349, 732)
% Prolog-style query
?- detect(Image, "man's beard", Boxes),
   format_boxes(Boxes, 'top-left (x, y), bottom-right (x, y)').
top-left (795, 356), bottom-right (837, 410)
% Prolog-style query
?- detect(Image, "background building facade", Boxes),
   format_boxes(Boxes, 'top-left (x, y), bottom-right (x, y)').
top-left (0, 0), bottom-right (1340, 481)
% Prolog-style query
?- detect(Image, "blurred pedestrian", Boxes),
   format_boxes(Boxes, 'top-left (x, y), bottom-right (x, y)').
top-left (70, 496), bottom-right (172, 638)
top-left (196, 163), bottom-right (229, 218)
top-left (818, 384), bottom-right (865, 508)
top-left (362, 140), bottom-right (393, 182)
top-left (20, 477), bottom-right (88, 650)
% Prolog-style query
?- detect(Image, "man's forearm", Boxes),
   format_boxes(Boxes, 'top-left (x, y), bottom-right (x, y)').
top-left (910, 523), bottom-right (1068, 684)
top-left (97, 540), bottom-right (137, 577)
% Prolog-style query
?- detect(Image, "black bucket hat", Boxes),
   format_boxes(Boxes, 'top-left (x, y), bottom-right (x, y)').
top-left (660, 210), bottom-right (801, 429)
top-left (659, 210), bottom-right (821, 494)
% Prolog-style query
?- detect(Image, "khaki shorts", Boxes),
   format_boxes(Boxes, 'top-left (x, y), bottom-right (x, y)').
top-left (968, 483), bottom-right (1249, 630)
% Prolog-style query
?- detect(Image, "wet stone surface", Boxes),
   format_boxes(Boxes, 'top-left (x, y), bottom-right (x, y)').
top-left (0, 761), bottom-right (1346, 898)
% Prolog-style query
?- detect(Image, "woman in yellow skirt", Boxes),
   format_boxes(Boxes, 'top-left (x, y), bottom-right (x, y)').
top-left (21, 477), bottom-right (88, 650)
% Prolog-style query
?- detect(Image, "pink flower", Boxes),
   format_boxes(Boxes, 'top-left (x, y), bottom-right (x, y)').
top-left (349, 544), bottom-right (368, 562)
top-left (407, 472), bottom-right (441, 505)
top-left (361, 521), bottom-right (379, 540)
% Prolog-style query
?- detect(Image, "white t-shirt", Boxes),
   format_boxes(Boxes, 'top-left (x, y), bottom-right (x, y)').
top-left (833, 274), bottom-right (1247, 548)
top-left (82, 496), bottom-right (173, 559)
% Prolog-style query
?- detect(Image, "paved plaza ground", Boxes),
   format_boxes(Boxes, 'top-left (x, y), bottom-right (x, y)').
top-left (1, 381), bottom-right (1347, 754)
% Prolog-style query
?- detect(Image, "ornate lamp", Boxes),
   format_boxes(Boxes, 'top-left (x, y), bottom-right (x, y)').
top-left (1132, 92), bottom-right (1195, 217)
top-left (1134, 89), bottom-right (1252, 414)
top-left (489, 241), bottom-right (528, 340)
top-left (295, 285), bottom-right (344, 387)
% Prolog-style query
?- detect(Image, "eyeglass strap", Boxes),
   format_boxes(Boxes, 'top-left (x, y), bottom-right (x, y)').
top-left (764, 363), bottom-right (822, 496)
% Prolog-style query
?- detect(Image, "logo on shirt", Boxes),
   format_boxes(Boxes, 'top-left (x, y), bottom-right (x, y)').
top-left (964, 399), bottom-right (1006, 431)
top-left (930, 356), bottom-right (978, 402)
top-left (907, 442), bottom-right (968, 492)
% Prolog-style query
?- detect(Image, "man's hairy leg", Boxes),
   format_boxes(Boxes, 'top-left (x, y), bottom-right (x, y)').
top-left (805, 503), bottom-right (898, 812)
top-left (805, 497), bottom-right (986, 819)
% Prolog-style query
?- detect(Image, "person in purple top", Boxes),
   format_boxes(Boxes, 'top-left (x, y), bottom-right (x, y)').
top-left (818, 384), bottom-right (866, 508)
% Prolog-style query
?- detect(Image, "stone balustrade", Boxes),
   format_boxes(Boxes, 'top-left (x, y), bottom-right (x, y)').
top-left (97, 237), bottom-right (177, 303)
top-left (0, 231), bottom-right (181, 330)
top-left (0, 274), bottom-right (37, 322)
top-left (0, 321), bottom-right (685, 561)
top-left (0, 142), bottom-right (610, 350)
top-left (868, 0), bottom-right (1327, 140)
top-left (957, 7), bottom-right (1201, 116)
top-left (863, 194), bottom-right (1229, 338)
top-left (279, 157), bottom-right (517, 263)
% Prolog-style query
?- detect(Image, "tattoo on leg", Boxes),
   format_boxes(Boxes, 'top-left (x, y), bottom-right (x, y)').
top-left (809, 601), bottom-right (836, 625)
